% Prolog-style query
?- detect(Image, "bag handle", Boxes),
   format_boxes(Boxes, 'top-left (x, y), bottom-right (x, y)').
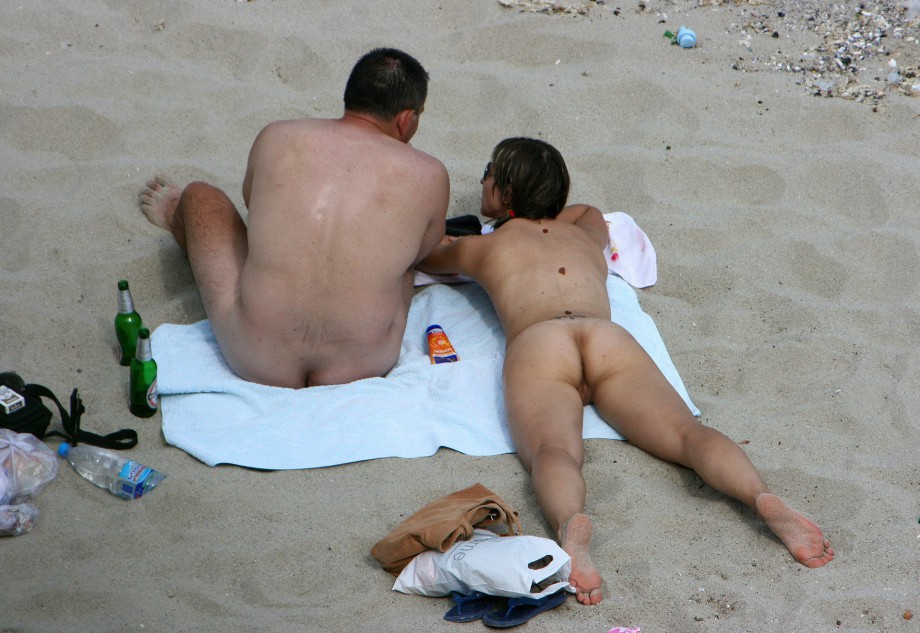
top-left (28, 384), bottom-right (138, 450)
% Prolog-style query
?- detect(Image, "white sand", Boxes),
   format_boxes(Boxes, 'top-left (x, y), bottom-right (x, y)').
top-left (2, 1), bottom-right (918, 631)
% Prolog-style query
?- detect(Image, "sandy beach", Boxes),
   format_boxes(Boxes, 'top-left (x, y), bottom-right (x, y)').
top-left (2, 1), bottom-right (919, 631)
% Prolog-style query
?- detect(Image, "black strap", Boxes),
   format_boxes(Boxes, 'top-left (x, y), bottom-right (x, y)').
top-left (29, 384), bottom-right (138, 450)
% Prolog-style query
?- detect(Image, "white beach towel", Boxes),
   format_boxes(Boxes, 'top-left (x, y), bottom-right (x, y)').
top-left (152, 275), bottom-right (698, 470)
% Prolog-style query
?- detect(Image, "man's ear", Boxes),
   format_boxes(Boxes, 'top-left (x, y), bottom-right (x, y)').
top-left (394, 109), bottom-right (417, 142)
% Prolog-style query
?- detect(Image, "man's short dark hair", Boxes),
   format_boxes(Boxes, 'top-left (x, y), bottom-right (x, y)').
top-left (490, 137), bottom-right (571, 223)
top-left (343, 48), bottom-right (429, 120)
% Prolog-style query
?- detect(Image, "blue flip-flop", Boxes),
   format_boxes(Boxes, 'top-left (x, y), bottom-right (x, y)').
top-left (443, 591), bottom-right (504, 623)
top-left (482, 590), bottom-right (567, 628)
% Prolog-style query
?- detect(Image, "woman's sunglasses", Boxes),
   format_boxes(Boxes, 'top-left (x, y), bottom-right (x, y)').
top-left (482, 161), bottom-right (492, 180)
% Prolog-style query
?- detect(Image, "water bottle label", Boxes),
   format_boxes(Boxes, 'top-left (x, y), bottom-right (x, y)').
top-left (118, 460), bottom-right (154, 499)
top-left (146, 379), bottom-right (159, 409)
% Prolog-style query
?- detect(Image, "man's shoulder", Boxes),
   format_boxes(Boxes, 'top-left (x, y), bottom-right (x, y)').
top-left (262, 117), bottom-right (331, 134)
top-left (386, 141), bottom-right (446, 183)
top-left (407, 145), bottom-right (447, 173)
top-left (251, 117), bottom-right (318, 144)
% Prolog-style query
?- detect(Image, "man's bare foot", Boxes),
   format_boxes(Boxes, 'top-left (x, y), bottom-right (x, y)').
top-left (140, 174), bottom-right (182, 232)
top-left (560, 513), bottom-right (603, 605)
top-left (755, 492), bottom-right (834, 568)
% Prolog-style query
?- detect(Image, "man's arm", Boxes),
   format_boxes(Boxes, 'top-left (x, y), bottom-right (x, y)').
top-left (557, 204), bottom-right (609, 250)
top-left (242, 122), bottom-right (278, 210)
top-left (413, 161), bottom-right (451, 266)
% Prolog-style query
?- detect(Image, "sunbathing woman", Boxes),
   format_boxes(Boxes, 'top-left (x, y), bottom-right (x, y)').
top-left (417, 137), bottom-right (834, 605)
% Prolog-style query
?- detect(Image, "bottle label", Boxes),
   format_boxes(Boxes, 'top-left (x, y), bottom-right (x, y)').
top-left (117, 290), bottom-right (135, 313)
top-left (146, 379), bottom-right (159, 409)
top-left (118, 460), bottom-right (154, 499)
top-left (135, 338), bottom-right (153, 362)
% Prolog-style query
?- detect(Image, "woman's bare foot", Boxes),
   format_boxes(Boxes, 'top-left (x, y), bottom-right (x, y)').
top-left (140, 174), bottom-right (182, 232)
top-left (755, 493), bottom-right (834, 568)
top-left (560, 513), bottom-right (603, 605)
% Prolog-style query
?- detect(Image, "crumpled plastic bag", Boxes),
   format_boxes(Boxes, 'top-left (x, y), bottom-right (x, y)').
top-left (0, 503), bottom-right (40, 536)
top-left (0, 466), bottom-right (9, 504)
top-left (0, 428), bottom-right (58, 505)
top-left (0, 428), bottom-right (57, 536)
top-left (393, 528), bottom-right (573, 599)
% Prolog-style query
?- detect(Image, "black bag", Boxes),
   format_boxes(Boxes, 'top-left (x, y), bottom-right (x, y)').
top-left (446, 215), bottom-right (484, 237)
top-left (0, 371), bottom-right (137, 450)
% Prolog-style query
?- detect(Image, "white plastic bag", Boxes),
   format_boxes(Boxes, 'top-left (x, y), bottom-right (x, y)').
top-left (393, 528), bottom-right (573, 599)
top-left (0, 503), bottom-right (40, 536)
top-left (0, 467), bottom-right (9, 505)
top-left (0, 428), bottom-right (58, 505)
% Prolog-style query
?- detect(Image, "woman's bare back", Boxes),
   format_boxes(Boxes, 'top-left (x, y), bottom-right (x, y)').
top-left (467, 217), bottom-right (611, 342)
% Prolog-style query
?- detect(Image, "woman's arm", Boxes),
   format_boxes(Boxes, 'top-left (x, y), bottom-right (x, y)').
top-left (557, 204), bottom-right (609, 250)
top-left (417, 234), bottom-right (483, 277)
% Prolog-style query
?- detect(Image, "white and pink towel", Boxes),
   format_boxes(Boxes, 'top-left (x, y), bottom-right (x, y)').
top-left (603, 212), bottom-right (657, 288)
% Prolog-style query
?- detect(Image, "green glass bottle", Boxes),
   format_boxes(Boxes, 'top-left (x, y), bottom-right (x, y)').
top-left (129, 327), bottom-right (158, 418)
top-left (115, 280), bottom-right (142, 366)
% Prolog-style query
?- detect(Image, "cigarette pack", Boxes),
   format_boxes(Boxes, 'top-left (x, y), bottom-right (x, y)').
top-left (0, 385), bottom-right (26, 414)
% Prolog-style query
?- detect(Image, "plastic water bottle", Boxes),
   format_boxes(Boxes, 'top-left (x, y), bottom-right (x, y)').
top-left (57, 443), bottom-right (165, 499)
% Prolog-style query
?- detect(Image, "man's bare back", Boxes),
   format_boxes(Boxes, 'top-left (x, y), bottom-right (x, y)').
top-left (238, 116), bottom-right (447, 386)
top-left (141, 48), bottom-right (449, 387)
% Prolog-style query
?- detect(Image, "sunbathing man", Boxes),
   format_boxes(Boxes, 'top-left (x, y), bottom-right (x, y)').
top-left (141, 48), bottom-right (449, 387)
top-left (417, 137), bottom-right (834, 605)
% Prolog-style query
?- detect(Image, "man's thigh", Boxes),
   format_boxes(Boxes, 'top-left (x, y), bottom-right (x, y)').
top-left (179, 182), bottom-right (248, 322)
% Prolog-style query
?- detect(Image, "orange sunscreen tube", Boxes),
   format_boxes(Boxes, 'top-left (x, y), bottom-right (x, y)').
top-left (426, 324), bottom-right (459, 364)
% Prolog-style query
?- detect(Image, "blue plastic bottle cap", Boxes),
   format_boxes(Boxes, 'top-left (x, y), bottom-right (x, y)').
top-left (57, 442), bottom-right (71, 457)
top-left (677, 26), bottom-right (697, 48)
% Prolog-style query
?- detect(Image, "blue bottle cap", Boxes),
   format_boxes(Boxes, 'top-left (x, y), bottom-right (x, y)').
top-left (677, 26), bottom-right (697, 48)
top-left (58, 442), bottom-right (71, 457)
